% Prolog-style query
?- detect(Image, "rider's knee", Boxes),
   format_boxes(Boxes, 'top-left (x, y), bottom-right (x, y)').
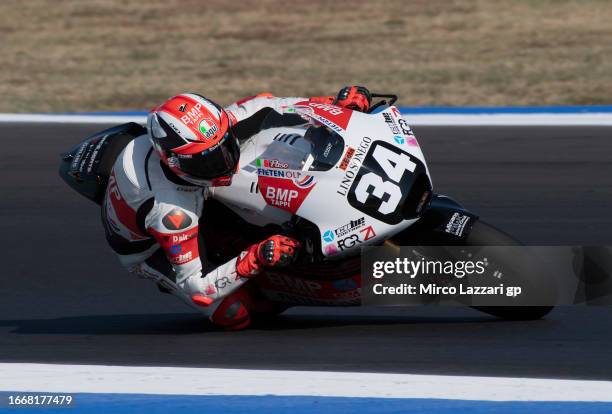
top-left (210, 288), bottom-right (252, 331)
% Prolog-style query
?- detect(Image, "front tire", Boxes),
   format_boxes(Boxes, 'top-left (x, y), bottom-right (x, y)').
top-left (463, 221), bottom-right (554, 320)
top-left (389, 220), bottom-right (554, 320)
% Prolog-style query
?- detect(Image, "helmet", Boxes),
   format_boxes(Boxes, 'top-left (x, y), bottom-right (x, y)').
top-left (147, 93), bottom-right (240, 186)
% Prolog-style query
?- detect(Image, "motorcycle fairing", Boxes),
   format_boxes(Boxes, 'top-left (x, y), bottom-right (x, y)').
top-left (256, 270), bottom-right (361, 306)
top-left (212, 104), bottom-right (432, 258)
top-left (292, 100), bottom-right (353, 133)
top-left (398, 194), bottom-right (480, 244)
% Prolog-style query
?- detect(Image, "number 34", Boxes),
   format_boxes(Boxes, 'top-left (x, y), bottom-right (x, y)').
top-left (354, 145), bottom-right (416, 215)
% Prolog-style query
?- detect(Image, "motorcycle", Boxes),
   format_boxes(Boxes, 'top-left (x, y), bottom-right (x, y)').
top-left (59, 94), bottom-right (553, 321)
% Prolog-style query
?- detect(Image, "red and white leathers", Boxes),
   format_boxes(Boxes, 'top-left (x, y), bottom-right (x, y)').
top-left (102, 94), bottom-right (305, 329)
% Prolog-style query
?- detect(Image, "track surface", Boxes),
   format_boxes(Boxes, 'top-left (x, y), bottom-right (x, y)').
top-left (1, 123), bottom-right (611, 380)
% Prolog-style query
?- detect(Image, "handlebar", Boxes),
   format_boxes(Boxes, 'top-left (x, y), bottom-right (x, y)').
top-left (368, 93), bottom-right (398, 113)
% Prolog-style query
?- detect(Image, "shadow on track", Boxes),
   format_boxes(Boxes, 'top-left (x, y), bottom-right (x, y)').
top-left (0, 312), bottom-right (497, 335)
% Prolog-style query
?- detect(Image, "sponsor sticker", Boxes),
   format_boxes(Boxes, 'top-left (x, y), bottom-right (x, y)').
top-left (199, 118), bottom-right (219, 139)
top-left (336, 225), bottom-right (377, 251)
top-left (337, 137), bottom-right (373, 196)
top-left (180, 103), bottom-right (204, 125)
top-left (324, 244), bottom-right (339, 255)
top-left (257, 168), bottom-right (302, 179)
top-left (339, 147), bottom-right (355, 171)
top-left (360, 225), bottom-right (376, 241)
top-left (257, 158), bottom-right (289, 169)
top-left (258, 172), bottom-right (317, 214)
top-left (294, 101), bottom-right (353, 132)
top-left (323, 230), bottom-right (335, 243)
top-left (293, 174), bottom-right (315, 189)
top-left (170, 251), bottom-right (193, 265)
top-left (265, 186), bottom-right (299, 208)
top-left (398, 118), bottom-right (415, 137)
top-left (445, 213), bottom-right (471, 237)
top-left (162, 208), bottom-right (192, 230)
top-left (383, 112), bottom-right (400, 135)
top-left (167, 121), bottom-right (182, 135)
top-left (149, 226), bottom-right (199, 265)
top-left (333, 217), bottom-right (366, 237)
top-left (167, 157), bottom-right (180, 168)
top-left (337, 233), bottom-right (361, 250)
top-left (214, 276), bottom-right (232, 289)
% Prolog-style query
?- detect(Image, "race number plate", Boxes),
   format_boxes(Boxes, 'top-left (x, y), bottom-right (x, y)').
top-left (347, 141), bottom-right (426, 224)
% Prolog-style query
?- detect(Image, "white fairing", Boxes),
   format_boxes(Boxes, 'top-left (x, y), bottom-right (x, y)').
top-left (213, 104), bottom-right (431, 259)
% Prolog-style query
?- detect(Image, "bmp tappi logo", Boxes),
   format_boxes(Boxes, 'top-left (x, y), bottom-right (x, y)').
top-left (265, 187), bottom-right (298, 208)
top-left (180, 103), bottom-right (203, 125)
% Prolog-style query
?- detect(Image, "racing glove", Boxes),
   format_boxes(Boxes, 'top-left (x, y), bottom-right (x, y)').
top-left (236, 235), bottom-right (301, 277)
top-left (309, 86), bottom-right (372, 113)
top-left (334, 86), bottom-right (372, 113)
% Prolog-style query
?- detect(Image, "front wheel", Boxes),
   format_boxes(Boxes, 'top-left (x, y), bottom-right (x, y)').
top-left (389, 220), bottom-right (554, 320)
top-left (462, 221), bottom-right (554, 320)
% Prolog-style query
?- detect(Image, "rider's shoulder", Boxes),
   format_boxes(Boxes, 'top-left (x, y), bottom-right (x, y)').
top-left (146, 188), bottom-right (203, 228)
top-left (113, 135), bottom-right (155, 190)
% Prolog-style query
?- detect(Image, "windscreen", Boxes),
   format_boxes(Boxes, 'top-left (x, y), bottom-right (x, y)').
top-left (258, 112), bottom-right (345, 172)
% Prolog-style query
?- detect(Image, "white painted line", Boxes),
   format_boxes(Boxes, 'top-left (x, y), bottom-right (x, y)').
top-left (0, 114), bottom-right (146, 124)
top-left (1, 363), bottom-right (611, 401)
top-left (404, 113), bottom-right (612, 126)
top-left (1, 113), bottom-right (612, 126)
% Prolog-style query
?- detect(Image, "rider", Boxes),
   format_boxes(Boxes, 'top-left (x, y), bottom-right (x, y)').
top-left (101, 86), bottom-right (372, 330)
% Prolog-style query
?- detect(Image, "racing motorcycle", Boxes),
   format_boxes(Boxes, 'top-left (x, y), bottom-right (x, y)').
top-left (59, 94), bottom-right (553, 321)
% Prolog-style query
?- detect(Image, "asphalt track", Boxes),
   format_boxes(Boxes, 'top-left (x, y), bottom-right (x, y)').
top-left (1, 123), bottom-right (611, 380)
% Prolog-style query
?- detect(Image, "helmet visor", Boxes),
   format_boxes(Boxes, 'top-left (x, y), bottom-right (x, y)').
top-left (172, 132), bottom-right (240, 179)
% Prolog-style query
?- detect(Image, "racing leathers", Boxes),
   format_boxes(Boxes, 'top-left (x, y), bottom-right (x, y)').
top-left (101, 94), bottom-right (305, 328)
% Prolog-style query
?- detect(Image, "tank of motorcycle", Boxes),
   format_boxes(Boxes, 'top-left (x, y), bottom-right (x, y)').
top-left (212, 102), bottom-right (432, 258)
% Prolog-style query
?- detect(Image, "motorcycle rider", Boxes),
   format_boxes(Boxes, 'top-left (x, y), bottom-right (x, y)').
top-left (102, 86), bottom-right (372, 330)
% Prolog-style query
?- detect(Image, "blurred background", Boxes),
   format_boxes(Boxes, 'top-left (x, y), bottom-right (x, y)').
top-left (1, 0), bottom-right (611, 112)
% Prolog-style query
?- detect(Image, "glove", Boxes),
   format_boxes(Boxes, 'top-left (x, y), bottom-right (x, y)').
top-left (334, 86), bottom-right (372, 112)
top-left (236, 235), bottom-right (301, 277)
top-left (309, 86), bottom-right (371, 113)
